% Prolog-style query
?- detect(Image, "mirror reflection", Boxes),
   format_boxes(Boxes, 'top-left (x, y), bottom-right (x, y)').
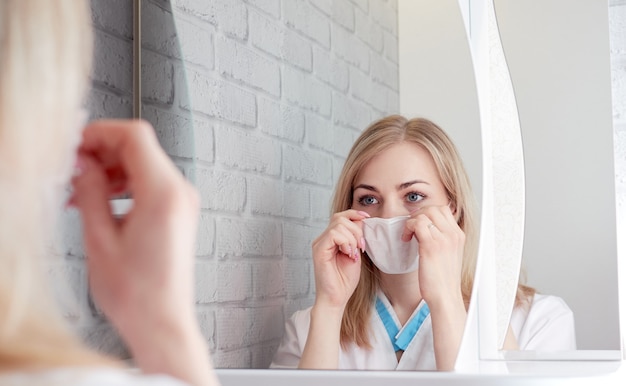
top-left (60, 0), bottom-right (625, 371)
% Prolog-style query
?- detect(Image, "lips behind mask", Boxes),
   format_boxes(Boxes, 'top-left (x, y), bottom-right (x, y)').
top-left (362, 216), bottom-right (419, 274)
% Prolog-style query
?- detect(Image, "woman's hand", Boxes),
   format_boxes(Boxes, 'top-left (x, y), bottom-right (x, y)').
top-left (70, 119), bottom-right (217, 386)
top-left (299, 209), bottom-right (369, 369)
top-left (311, 209), bottom-right (370, 311)
top-left (402, 204), bottom-right (467, 371)
top-left (402, 205), bottom-right (465, 308)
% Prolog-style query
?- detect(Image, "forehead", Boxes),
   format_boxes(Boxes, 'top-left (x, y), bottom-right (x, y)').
top-left (354, 141), bottom-right (441, 186)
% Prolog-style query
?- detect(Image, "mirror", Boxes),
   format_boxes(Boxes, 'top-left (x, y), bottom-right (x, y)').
top-left (59, 0), bottom-right (625, 371)
top-left (484, 0), bottom-right (622, 358)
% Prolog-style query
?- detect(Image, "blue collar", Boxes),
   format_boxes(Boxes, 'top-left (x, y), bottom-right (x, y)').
top-left (375, 297), bottom-right (430, 352)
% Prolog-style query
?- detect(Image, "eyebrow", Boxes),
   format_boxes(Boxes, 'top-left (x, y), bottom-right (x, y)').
top-left (353, 180), bottom-right (429, 193)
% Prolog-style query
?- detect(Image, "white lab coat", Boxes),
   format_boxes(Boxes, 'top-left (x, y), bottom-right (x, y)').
top-left (270, 292), bottom-right (576, 370)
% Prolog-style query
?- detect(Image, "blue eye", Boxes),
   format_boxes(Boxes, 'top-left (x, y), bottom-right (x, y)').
top-left (358, 195), bottom-right (379, 206)
top-left (406, 192), bottom-right (425, 203)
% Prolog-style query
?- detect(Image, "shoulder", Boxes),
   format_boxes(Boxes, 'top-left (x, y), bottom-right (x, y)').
top-left (0, 368), bottom-right (188, 386)
top-left (526, 293), bottom-right (573, 319)
top-left (512, 293), bottom-right (576, 350)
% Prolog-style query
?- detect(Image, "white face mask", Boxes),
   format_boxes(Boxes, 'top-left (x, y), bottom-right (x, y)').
top-left (362, 215), bottom-right (419, 274)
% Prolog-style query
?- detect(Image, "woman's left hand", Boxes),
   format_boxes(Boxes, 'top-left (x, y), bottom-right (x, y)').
top-left (401, 205), bottom-right (465, 308)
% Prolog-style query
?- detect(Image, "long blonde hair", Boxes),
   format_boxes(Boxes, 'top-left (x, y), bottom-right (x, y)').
top-left (334, 115), bottom-right (479, 348)
top-left (0, 0), bottom-right (112, 370)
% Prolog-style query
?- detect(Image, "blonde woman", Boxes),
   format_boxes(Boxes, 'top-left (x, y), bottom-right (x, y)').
top-left (0, 1), bottom-right (217, 385)
top-left (271, 115), bottom-right (575, 371)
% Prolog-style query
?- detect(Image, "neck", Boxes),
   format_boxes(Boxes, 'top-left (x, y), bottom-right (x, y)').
top-left (379, 271), bottom-right (422, 324)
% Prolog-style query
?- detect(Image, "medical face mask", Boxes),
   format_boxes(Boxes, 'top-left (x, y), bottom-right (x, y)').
top-left (362, 215), bottom-right (419, 274)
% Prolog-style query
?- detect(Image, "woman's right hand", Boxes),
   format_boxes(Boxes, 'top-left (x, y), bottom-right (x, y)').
top-left (310, 210), bottom-right (370, 310)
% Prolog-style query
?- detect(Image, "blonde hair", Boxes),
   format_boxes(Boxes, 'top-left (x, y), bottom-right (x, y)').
top-left (334, 115), bottom-right (480, 348)
top-left (0, 0), bottom-right (113, 370)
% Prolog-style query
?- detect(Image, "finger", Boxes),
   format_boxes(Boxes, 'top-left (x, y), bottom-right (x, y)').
top-left (78, 120), bottom-right (182, 200)
top-left (332, 215), bottom-right (367, 250)
top-left (329, 226), bottom-right (360, 260)
top-left (72, 156), bottom-right (118, 256)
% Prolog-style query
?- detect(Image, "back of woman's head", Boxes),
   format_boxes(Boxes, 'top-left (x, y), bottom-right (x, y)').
top-left (0, 0), bottom-right (102, 369)
top-left (334, 115), bottom-right (479, 347)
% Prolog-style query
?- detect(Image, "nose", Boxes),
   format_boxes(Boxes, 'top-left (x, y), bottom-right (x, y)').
top-left (379, 200), bottom-right (410, 219)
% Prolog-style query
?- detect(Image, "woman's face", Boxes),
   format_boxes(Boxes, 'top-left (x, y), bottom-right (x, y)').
top-left (351, 141), bottom-right (449, 218)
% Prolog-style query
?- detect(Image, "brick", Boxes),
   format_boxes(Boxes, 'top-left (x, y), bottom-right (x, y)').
top-left (142, 105), bottom-right (194, 159)
top-left (310, 0), bottom-right (332, 15)
top-left (371, 54), bottom-right (399, 91)
top-left (141, 50), bottom-right (174, 105)
top-left (283, 222), bottom-right (325, 258)
top-left (350, 67), bottom-right (387, 111)
top-left (86, 88), bottom-right (133, 119)
top-left (355, 7), bottom-right (384, 53)
top-left (182, 68), bottom-right (256, 126)
top-left (283, 0), bottom-right (330, 48)
top-left (215, 125), bottom-right (282, 175)
top-left (284, 183), bottom-right (311, 219)
top-left (332, 91), bottom-right (372, 131)
top-left (92, 29), bottom-right (132, 94)
top-left (383, 30), bottom-right (399, 63)
top-left (216, 35), bottom-right (280, 96)
top-left (173, 0), bottom-right (248, 40)
top-left (249, 10), bottom-right (282, 58)
top-left (248, 175), bottom-right (284, 216)
top-left (333, 0), bottom-right (355, 32)
top-left (196, 213), bottom-right (215, 256)
top-left (245, 0), bottom-right (281, 19)
top-left (370, 0), bottom-right (398, 35)
top-left (284, 258), bottom-right (311, 297)
top-left (195, 260), bottom-right (218, 303)
top-left (216, 218), bottom-right (282, 257)
top-left (91, 0), bottom-right (133, 39)
top-left (332, 24), bottom-right (370, 72)
top-left (142, 1), bottom-right (214, 68)
top-left (283, 67), bottom-right (332, 116)
top-left (253, 261), bottom-right (285, 298)
top-left (282, 28), bottom-right (314, 71)
top-left (216, 306), bottom-right (285, 349)
top-left (313, 47), bottom-right (349, 92)
top-left (284, 145), bottom-right (333, 186)
top-left (217, 262), bottom-right (254, 301)
top-left (332, 125), bottom-right (358, 158)
top-left (258, 97), bottom-right (306, 143)
top-left (196, 309), bottom-right (216, 351)
top-left (306, 113), bottom-right (334, 151)
top-left (177, 17), bottom-right (215, 68)
top-left (195, 166), bottom-right (246, 211)
top-left (349, 0), bottom-right (369, 12)
top-left (311, 187), bottom-right (333, 221)
top-left (193, 118), bottom-right (215, 163)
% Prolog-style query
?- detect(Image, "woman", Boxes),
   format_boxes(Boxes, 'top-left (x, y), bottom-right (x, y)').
top-left (271, 115), bottom-right (575, 371)
top-left (0, 1), bottom-right (218, 385)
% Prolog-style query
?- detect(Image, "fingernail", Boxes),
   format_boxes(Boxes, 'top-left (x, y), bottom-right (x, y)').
top-left (361, 237), bottom-right (366, 250)
top-left (357, 211), bottom-right (371, 218)
top-left (348, 246), bottom-right (353, 257)
top-left (73, 155), bottom-right (87, 177)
